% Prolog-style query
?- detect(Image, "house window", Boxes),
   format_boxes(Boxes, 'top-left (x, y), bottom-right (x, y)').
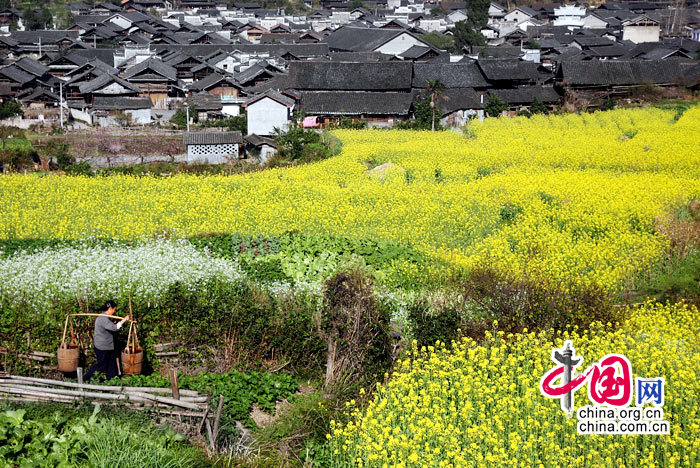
top-left (223, 64), bottom-right (228, 70)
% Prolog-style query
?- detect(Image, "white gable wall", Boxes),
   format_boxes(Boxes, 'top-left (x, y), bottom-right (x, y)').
top-left (622, 24), bottom-right (660, 43)
top-left (504, 9), bottom-right (533, 23)
top-left (107, 15), bottom-right (132, 29)
top-left (583, 14), bottom-right (608, 29)
top-left (97, 82), bottom-right (132, 94)
top-left (246, 97), bottom-right (291, 135)
top-left (375, 32), bottom-right (424, 55)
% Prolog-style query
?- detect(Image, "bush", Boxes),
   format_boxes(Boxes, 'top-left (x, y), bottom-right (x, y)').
top-left (270, 126), bottom-right (332, 166)
top-left (0, 101), bottom-right (23, 120)
top-left (201, 115), bottom-right (247, 133)
top-left (336, 117), bottom-right (367, 129)
top-left (397, 98), bottom-right (436, 130)
top-left (407, 299), bottom-right (460, 349)
top-left (46, 141), bottom-right (93, 176)
top-left (0, 146), bottom-right (36, 170)
top-left (461, 266), bottom-right (619, 332)
top-left (486, 95), bottom-right (508, 117)
top-left (530, 98), bottom-right (548, 115)
top-left (321, 270), bottom-right (392, 397)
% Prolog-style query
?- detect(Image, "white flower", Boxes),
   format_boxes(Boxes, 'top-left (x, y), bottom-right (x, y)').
top-left (0, 239), bottom-right (244, 311)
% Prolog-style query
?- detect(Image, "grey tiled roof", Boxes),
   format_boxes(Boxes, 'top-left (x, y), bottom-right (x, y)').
top-left (436, 87), bottom-right (484, 113)
top-left (189, 72), bottom-right (239, 91)
top-left (123, 58), bottom-right (178, 81)
top-left (412, 62), bottom-right (489, 88)
top-left (79, 73), bottom-right (142, 93)
top-left (186, 92), bottom-right (223, 110)
top-left (93, 96), bottom-right (153, 109)
top-left (288, 61), bottom-right (413, 90)
top-left (477, 59), bottom-right (542, 82)
top-left (243, 89), bottom-right (295, 107)
top-left (183, 131), bottom-right (243, 145)
top-left (326, 26), bottom-right (406, 52)
top-left (489, 86), bottom-right (560, 104)
top-left (298, 91), bottom-right (413, 115)
top-left (0, 65), bottom-right (34, 85)
top-left (557, 60), bottom-right (691, 86)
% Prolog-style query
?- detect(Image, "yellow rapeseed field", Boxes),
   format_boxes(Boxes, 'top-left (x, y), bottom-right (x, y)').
top-left (329, 302), bottom-right (700, 468)
top-left (2, 107), bottom-right (700, 291)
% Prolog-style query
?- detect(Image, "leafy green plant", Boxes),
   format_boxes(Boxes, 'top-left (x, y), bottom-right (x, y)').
top-left (0, 405), bottom-right (209, 468)
top-left (110, 370), bottom-right (298, 443)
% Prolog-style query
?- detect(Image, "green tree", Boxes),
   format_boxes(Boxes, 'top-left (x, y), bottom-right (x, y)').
top-left (0, 101), bottom-right (23, 120)
top-left (170, 106), bottom-right (197, 129)
top-left (524, 39), bottom-right (541, 49)
top-left (23, 7), bottom-right (53, 30)
top-left (485, 94), bottom-right (507, 117)
top-left (424, 78), bottom-right (446, 131)
top-left (530, 98), bottom-right (548, 115)
top-left (39, 7), bottom-right (53, 29)
top-left (465, 0), bottom-right (490, 29)
top-left (348, 0), bottom-right (365, 9)
top-left (452, 20), bottom-right (486, 52)
top-left (398, 98), bottom-right (433, 130)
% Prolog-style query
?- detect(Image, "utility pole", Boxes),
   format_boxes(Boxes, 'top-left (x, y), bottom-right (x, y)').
top-left (59, 81), bottom-right (64, 129)
top-left (186, 105), bottom-right (190, 131)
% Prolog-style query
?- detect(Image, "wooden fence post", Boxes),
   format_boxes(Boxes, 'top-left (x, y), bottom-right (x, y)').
top-left (169, 367), bottom-right (179, 400)
top-left (212, 395), bottom-right (224, 444)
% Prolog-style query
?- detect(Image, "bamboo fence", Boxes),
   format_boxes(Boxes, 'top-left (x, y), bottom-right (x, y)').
top-left (0, 373), bottom-right (225, 452)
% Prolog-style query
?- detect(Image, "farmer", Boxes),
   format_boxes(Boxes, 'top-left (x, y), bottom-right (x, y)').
top-left (84, 300), bottom-right (130, 381)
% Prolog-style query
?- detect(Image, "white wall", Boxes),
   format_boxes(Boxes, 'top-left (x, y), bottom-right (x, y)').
top-left (375, 32), bottom-right (424, 55)
top-left (187, 143), bottom-right (239, 164)
top-left (504, 9), bottom-right (532, 23)
top-left (127, 108), bottom-right (151, 124)
top-left (222, 103), bottom-right (240, 116)
top-left (246, 97), bottom-right (290, 135)
top-left (70, 108), bottom-right (93, 124)
top-left (622, 25), bottom-right (660, 43)
top-left (583, 15), bottom-right (608, 29)
top-left (419, 19), bottom-right (445, 33)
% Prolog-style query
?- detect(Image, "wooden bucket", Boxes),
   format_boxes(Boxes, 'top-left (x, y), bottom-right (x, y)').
top-left (57, 343), bottom-right (79, 372)
top-left (121, 348), bottom-right (143, 375)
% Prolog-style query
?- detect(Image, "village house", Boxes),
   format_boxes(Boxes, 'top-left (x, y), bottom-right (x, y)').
top-left (298, 91), bottom-right (413, 128)
top-left (92, 96), bottom-right (153, 125)
top-left (0, 0), bottom-right (696, 134)
top-left (122, 58), bottom-right (184, 109)
top-left (243, 89), bottom-right (295, 135)
top-left (622, 15), bottom-right (660, 43)
top-left (183, 130), bottom-right (243, 163)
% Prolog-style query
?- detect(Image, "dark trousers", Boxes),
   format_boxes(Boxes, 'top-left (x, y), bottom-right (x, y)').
top-left (84, 348), bottom-right (118, 381)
